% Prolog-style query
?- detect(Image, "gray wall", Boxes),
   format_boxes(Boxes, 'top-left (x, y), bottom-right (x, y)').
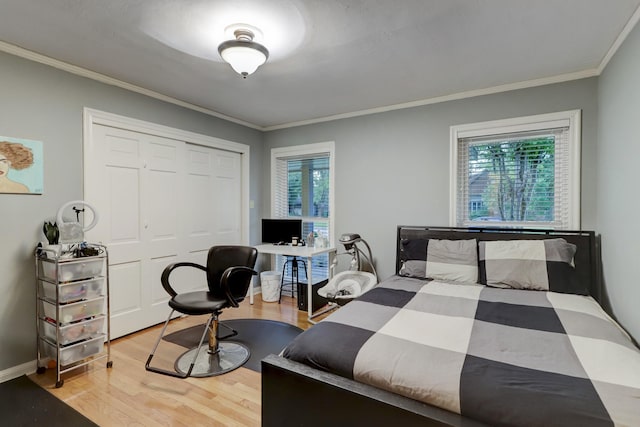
top-left (264, 78), bottom-right (599, 284)
top-left (0, 51), bottom-right (263, 372)
top-left (597, 22), bottom-right (640, 342)
top-left (3, 24), bottom-right (637, 373)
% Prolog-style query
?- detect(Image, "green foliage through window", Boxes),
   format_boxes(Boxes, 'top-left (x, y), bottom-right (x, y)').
top-left (453, 110), bottom-right (579, 230)
top-left (467, 136), bottom-right (555, 223)
top-left (286, 157), bottom-right (330, 218)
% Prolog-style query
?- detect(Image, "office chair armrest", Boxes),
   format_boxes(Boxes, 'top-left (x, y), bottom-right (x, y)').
top-left (160, 262), bottom-right (206, 297)
top-left (220, 266), bottom-right (258, 307)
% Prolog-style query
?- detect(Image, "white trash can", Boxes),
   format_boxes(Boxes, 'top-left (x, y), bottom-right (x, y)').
top-left (260, 271), bottom-right (282, 302)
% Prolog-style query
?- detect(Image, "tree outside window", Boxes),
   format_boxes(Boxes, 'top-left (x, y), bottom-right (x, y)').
top-left (274, 152), bottom-right (333, 282)
top-left (450, 110), bottom-right (581, 230)
top-left (468, 137), bottom-right (555, 222)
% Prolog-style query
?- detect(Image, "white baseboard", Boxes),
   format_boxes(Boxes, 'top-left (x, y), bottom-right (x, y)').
top-left (0, 360), bottom-right (37, 383)
top-left (1, 287), bottom-right (268, 383)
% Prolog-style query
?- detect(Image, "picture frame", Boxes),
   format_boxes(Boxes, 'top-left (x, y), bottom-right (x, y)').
top-left (0, 136), bottom-right (43, 194)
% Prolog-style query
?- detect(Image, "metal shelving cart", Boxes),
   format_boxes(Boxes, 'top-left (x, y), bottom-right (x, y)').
top-left (35, 243), bottom-right (112, 388)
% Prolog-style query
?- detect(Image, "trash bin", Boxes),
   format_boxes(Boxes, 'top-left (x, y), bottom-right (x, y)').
top-left (260, 271), bottom-right (282, 302)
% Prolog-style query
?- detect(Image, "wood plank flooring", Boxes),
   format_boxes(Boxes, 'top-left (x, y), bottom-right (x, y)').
top-left (29, 295), bottom-right (324, 426)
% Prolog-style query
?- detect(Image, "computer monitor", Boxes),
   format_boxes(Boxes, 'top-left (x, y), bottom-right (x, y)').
top-left (261, 218), bottom-right (302, 244)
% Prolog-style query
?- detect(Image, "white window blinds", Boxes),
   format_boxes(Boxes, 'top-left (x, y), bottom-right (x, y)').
top-left (274, 156), bottom-right (330, 223)
top-left (451, 111), bottom-right (580, 230)
top-left (273, 153), bottom-right (332, 282)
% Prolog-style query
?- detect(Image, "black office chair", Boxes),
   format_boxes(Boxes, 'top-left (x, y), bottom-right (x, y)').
top-left (145, 245), bottom-right (258, 378)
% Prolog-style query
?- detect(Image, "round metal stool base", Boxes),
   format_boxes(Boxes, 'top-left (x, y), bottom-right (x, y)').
top-left (175, 342), bottom-right (250, 377)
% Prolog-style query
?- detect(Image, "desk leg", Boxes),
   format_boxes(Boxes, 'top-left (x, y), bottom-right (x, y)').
top-left (250, 275), bottom-right (254, 305)
top-left (306, 255), bottom-right (313, 321)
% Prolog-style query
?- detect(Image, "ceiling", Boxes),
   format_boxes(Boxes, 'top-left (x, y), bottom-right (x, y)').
top-left (1, 0), bottom-right (639, 130)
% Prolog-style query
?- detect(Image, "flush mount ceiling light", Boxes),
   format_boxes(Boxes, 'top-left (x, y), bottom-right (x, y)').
top-left (218, 27), bottom-right (269, 78)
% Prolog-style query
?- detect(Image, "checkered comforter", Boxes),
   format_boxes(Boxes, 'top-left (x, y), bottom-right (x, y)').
top-left (283, 276), bottom-right (640, 427)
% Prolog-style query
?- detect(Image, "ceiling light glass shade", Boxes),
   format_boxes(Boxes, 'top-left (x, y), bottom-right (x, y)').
top-left (218, 40), bottom-right (268, 77)
top-left (218, 27), bottom-right (269, 78)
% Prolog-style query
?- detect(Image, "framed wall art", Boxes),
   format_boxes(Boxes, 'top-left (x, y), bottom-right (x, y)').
top-left (0, 136), bottom-right (43, 194)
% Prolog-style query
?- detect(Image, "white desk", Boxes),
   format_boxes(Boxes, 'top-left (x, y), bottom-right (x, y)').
top-left (254, 244), bottom-right (337, 323)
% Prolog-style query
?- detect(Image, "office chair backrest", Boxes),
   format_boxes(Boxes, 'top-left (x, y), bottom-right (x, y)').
top-left (206, 245), bottom-right (258, 300)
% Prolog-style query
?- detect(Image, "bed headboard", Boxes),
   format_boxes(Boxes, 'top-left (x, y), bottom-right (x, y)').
top-left (396, 226), bottom-right (601, 302)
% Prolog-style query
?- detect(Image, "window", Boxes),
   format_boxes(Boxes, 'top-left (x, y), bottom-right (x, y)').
top-left (469, 200), bottom-right (484, 213)
top-left (271, 142), bottom-right (335, 282)
top-left (450, 110), bottom-right (581, 229)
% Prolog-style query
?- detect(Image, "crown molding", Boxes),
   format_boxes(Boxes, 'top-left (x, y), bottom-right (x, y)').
top-left (3, 4), bottom-right (639, 134)
top-left (0, 40), bottom-right (261, 130)
top-left (263, 69), bottom-right (598, 131)
top-left (597, 4), bottom-right (640, 74)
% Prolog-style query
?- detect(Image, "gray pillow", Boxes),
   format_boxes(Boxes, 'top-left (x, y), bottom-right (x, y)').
top-left (399, 238), bottom-right (428, 261)
top-left (479, 238), bottom-right (583, 294)
top-left (399, 259), bottom-right (427, 278)
top-left (425, 239), bottom-right (478, 283)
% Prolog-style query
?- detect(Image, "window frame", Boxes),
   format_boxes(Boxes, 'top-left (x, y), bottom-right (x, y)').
top-left (270, 141), bottom-right (336, 246)
top-left (270, 142), bottom-right (335, 284)
top-left (449, 110), bottom-right (581, 230)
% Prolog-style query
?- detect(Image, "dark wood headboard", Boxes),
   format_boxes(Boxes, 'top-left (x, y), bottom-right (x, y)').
top-left (396, 226), bottom-right (600, 302)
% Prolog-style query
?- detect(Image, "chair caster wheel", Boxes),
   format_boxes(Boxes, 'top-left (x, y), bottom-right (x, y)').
top-left (55, 379), bottom-right (64, 388)
top-left (107, 361), bottom-right (113, 368)
top-left (36, 366), bottom-right (46, 374)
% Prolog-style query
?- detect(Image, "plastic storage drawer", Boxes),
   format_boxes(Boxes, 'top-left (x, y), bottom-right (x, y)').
top-left (41, 316), bottom-right (105, 346)
top-left (41, 257), bottom-right (104, 282)
top-left (42, 297), bottom-right (105, 325)
top-left (43, 335), bottom-right (105, 366)
top-left (40, 278), bottom-right (104, 304)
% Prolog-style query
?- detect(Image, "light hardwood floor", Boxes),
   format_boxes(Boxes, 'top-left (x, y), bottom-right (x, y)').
top-left (30, 295), bottom-right (322, 427)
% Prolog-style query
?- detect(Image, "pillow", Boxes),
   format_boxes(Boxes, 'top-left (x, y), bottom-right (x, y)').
top-left (479, 238), bottom-right (585, 294)
top-left (399, 238), bottom-right (428, 261)
top-left (425, 239), bottom-right (478, 283)
top-left (398, 238), bottom-right (428, 278)
top-left (399, 259), bottom-right (427, 278)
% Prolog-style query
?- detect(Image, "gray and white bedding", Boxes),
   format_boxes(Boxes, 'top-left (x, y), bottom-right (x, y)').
top-left (283, 275), bottom-right (640, 427)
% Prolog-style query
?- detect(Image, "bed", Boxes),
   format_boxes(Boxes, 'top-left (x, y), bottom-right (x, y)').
top-left (262, 226), bottom-right (640, 427)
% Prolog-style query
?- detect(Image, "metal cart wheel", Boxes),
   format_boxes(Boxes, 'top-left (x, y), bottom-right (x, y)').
top-left (36, 366), bottom-right (46, 374)
top-left (55, 379), bottom-right (64, 388)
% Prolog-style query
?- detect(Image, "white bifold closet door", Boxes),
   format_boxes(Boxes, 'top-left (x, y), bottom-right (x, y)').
top-left (86, 124), bottom-right (242, 338)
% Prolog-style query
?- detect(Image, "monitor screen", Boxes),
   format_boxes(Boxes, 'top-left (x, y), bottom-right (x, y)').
top-left (262, 219), bottom-right (302, 244)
